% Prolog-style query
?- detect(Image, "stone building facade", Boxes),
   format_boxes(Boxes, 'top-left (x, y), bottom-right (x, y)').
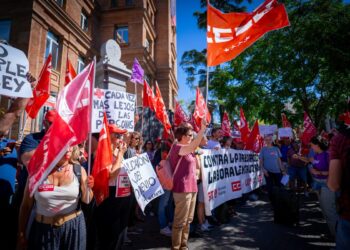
top-left (0, 0), bottom-right (177, 136)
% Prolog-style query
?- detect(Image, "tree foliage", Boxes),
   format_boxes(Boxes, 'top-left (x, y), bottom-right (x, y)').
top-left (180, 0), bottom-right (350, 129)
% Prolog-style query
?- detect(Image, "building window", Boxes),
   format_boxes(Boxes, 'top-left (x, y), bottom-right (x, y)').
top-left (115, 26), bottom-right (129, 44)
top-left (125, 0), bottom-right (134, 6)
top-left (111, 0), bottom-right (118, 8)
top-left (77, 56), bottom-right (85, 73)
top-left (0, 19), bottom-right (11, 42)
top-left (45, 31), bottom-right (60, 69)
top-left (55, 0), bottom-right (64, 7)
top-left (80, 12), bottom-right (88, 31)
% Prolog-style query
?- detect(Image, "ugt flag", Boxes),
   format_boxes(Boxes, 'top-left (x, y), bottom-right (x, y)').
top-left (207, 0), bottom-right (290, 66)
top-left (25, 55), bottom-right (52, 119)
top-left (193, 87), bottom-right (211, 129)
top-left (221, 111), bottom-right (231, 136)
top-left (174, 100), bottom-right (190, 127)
top-left (92, 112), bottom-right (113, 205)
top-left (27, 61), bottom-right (94, 196)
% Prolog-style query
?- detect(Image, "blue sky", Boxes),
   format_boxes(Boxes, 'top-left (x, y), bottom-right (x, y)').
top-left (176, 0), bottom-right (262, 110)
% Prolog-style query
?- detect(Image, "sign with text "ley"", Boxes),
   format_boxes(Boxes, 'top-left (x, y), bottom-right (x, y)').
top-left (92, 88), bottom-right (135, 133)
top-left (122, 153), bottom-right (164, 212)
top-left (0, 43), bottom-right (33, 98)
top-left (200, 149), bottom-right (264, 215)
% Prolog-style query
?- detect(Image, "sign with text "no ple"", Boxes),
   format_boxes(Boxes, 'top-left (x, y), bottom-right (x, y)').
top-left (0, 43), bottom-right (33, 98)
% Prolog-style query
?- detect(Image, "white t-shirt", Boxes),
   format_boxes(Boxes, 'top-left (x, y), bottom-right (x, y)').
top-left (205, 140), bottom-right (221, 150)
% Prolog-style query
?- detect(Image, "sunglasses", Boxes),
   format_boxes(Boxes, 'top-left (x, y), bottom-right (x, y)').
top-left (186, 133), bottom-right (193, 137)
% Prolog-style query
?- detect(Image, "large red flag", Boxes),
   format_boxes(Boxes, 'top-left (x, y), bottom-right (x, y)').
top-left (155, 82), bottom-right (172, 134)
top-left (92, 112), bottom-right (113, 205)
top-left (193, 87), bottom-right (211, 129)
top-left (245, 120), bottom-right (263, 153)
top-left (27, 61), bottom-right (94, 196)
top-left (174, 100), bottom-right (190, 127)
top-left (281, 113), bottom-right (291, 127)
top-left (221, 111), bottom-right (231, 136)
top-left (239, 107), bottom-right (250, 143)
top-left (143, 80), bottom-right (156, 111)
top-left (207, 0), bottom-right (290, 66)
top-left (65, 58), bottom-right (77, 86)
top-left (301, 112), bottom-right (317, 145)
top-left (25, 55), bottom-right (52, 118)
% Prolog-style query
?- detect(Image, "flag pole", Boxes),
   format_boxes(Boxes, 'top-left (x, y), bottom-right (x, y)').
top-left (87, 57), bottom-right (96, 201)
top-left (206, 66), bottom-right (209, 105)
top-left (18, 116), bottom-right (29, 141)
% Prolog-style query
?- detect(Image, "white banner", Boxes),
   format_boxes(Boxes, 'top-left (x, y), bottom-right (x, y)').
top-left (92, 88), bottom-right (135, 133)
top-left (278, 127), bottom-right (293, 139)
top-left (259, 124), bottom-right (278, 136)
top-left (200, 149), bottom-right (264, 215)
top-left (0, 43), bottom-right (32, 98)
top-left (122, 153), bottom-right (164, 212)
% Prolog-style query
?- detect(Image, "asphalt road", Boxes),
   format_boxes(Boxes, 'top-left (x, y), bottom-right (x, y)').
top-left (124, 192), bottom-right (335, 250)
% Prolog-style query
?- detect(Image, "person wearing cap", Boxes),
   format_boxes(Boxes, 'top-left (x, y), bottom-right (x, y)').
top-left (95, 124), bottom-right (131, 250)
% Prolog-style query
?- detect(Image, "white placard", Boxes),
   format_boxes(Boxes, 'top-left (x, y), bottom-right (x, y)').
top-left (259, 124), bottom-right (278, 136)
top-left (92, 88), bottom-right (135, 133)
top-left (122, 153), bottom-right (164, 212)
top-left (278, 127), bottom-right (293, 139)
top-left (0, 43), bottom-right (32, 98)
top-left (200, 149), bottom-right (263, 215)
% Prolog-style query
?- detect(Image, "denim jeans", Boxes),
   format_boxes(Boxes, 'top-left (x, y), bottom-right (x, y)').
top-left (319, 186), bottom-right (338, 237)
top-left (158, 189), bottom-right (174, 229)
top-left (336, 218), bottom-right (350, 250)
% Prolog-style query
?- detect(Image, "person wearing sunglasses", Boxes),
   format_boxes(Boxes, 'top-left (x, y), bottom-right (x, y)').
top-left (170, 118), bottom-right (207, 250)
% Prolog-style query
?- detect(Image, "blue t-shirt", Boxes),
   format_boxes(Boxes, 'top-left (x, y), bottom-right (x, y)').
top-left (0, 138), bottom-right (18, 199)
top-left (259, 146), bottom-right (282, 173)
top-left (280, 145), bottom-right (290, 162)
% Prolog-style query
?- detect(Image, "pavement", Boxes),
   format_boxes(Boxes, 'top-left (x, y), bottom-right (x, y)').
top-left (124, 192), bottom-right (336, 250)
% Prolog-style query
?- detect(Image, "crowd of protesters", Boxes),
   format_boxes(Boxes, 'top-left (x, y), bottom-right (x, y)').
top-left (0, 101), bottom-right (349, 250)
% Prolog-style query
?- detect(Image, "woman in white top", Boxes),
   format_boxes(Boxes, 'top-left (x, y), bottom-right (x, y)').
top-left (18, 147), bottom-right (94, 250)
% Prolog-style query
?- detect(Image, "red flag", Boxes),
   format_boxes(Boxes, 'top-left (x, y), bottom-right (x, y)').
top-left (143, 80), bottom-right (156, 111)
top-left (155, 82), bottom-right (172, 134)
top-left (239, 107), bottom-right (250, 143)
top-left (174, 100), bottom-right (190, 127)
top-left (65, 58), bottom-right (77, 86)
top-left (25, 55), bottom-right (52, 118)
top-left (207, 0), bottom-right (290, 66)
top-left (245, 120), bottom-right (263, 153)
top-left (281, 113), bottom-right (291, 127)
top-left (193, 87), bottom-right (211, 129)
top-left (221, 111), bottom-right (231, 136)
top-left (233, 120), bottom-right (240, 131)
top-left (301, 112), bottom-right (317, 145)
top-left (189, 115), bottom-right (200, 133)
top-left (27, 61), bottom-right (94, 196)
top-left (92, 112), bottom-right (113, 205)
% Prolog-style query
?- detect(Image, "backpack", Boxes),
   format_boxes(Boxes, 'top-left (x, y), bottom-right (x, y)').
top-left (156, 145), bottom-right (183, 191)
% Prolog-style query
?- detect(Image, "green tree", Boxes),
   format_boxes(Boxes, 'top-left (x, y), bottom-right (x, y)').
top-left (180, 0), bottom-right (350, 129)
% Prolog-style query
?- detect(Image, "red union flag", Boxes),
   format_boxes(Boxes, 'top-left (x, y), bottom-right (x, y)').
top-left (193, 87), bottom-right (211, 129)
top-left (207, 0), bottom-right (290, 66)
top-left (92, 112), bottom-right (113, 205)
top-left (25, 55), bottom-right (52, 118)
top-left (28, 61), bottom-right (94, 196)
top-left (245, 120), bottom-right (263, 153)
top-left (281, 113), bottom-right (291, 127)
top-left (155, 82), bottom-right (172, 133)
top-left (239, 107), bottom-right (250, 143)
top-left (301, 112), bottom-right (317, 145)
top-left (221, 111), bottom-right (231, 136)
top-left (174, 100), bottom-right (189, 127)
top-left (65, 58), bottom-right (77, 86)
top-left (143, 80), bottom-right (156, 111)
